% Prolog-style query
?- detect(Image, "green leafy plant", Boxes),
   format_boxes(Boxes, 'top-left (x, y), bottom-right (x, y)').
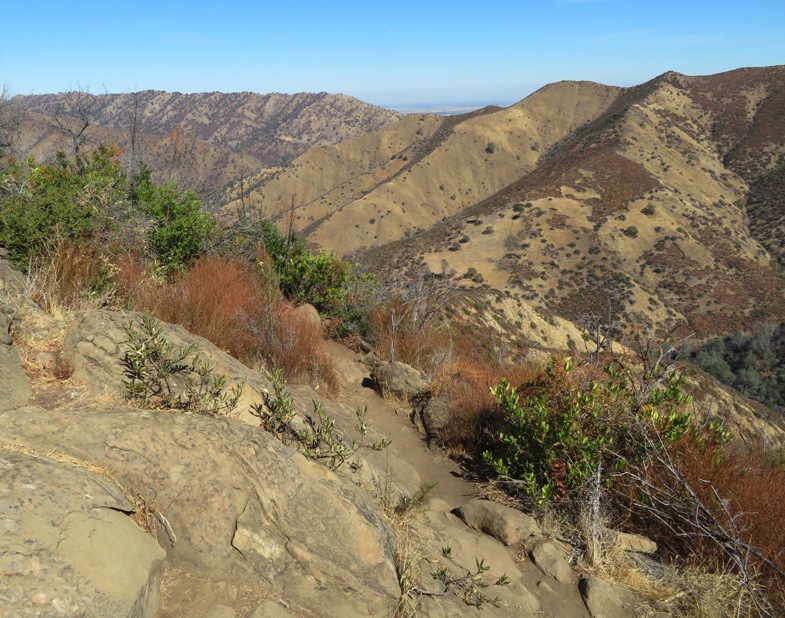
top-left (417, 549), bottom-right (509, 608)
top-left (254, 370), bottom-right (389, 469)
top-left (130, 166), bottom-right (213, 276)
top-left (0, 146), bottom-right (126, 267)
top-left (120, 315), bottom-right (243, 415)
top-left (482, 356), bottom-right (691, 506)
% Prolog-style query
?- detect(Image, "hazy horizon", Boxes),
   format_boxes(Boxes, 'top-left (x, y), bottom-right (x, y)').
top-left (1, 1), bottom-right (783, 107)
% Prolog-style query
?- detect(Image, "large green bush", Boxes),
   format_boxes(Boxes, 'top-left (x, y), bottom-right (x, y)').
top-left (483, 357), bottom-right (691, 506)
top-left (0, 146), bottom-right (125, 266)
top-left (130, 167), bottom-right (213, 275)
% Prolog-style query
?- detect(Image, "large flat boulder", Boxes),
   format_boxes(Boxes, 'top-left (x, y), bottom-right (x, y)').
top-left (0, 450), bottom-right (166, 617)
top-left (1, 405), bottom-right (400, 617)
top-left (454, 499), bottom-right (542, 546)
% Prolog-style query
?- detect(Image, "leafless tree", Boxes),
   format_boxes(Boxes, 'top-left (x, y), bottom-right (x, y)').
top-left (49, 84), bottom-right (107, 170)
top-left (0, 83), bottom-right (20, 153)
top-left (121, 91), bottom-right (147, 179)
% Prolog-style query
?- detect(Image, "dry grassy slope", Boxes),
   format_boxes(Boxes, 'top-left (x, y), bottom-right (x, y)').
top-left (13, 110), bottom-right (263, 201)
top-left (360, 67), bottom-right (785, 343)
top-left (14, 91), bottom-right (404, 165)
top-left (223, 81), bottom-right (621, 254)
top-left (678, 66), bottom-right (785, 265)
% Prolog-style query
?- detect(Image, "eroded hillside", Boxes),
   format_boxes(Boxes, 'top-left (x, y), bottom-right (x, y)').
top-left (236, 66), bottom-right (785, 341)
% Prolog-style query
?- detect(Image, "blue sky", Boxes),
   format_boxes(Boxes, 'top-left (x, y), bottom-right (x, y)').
top-left (1, 0), bottom-right (783, 107)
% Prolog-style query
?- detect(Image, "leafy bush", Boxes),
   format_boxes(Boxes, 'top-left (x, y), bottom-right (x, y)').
top-left (214, 209), bottom-right (375, 337)
top-left (482, 357), bottom-right (691, 506)
top-left (0, 146), bottom-right (125, 266)
top-left (623, 225), bottom-right (639, 238)
top-left (120, 314), bottom-right (244, 415)
top-left (130, 166), bottom-right (213, 275)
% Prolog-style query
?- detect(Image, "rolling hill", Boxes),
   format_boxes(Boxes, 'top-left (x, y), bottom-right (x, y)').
top-left (12, 90), bottom-right (403, 201)
top-left (222, 66), bottom-right (785, 343)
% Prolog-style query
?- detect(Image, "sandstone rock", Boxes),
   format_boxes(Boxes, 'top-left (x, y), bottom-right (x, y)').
top-left (292, 303), bottom-right (322, 331)
top-left (415, 498), bottom-right (542, 616)
top-left (205, 605), bottom-right (236, 618)
top-left (580, 576), bottom-right (640, 618)
top-left (0, 295), bottom-right (14, 344)
top-left (421, 394), bottom-right (450, 446)
top-left (0, 450), bottom-right (166, 617)
top-left (0, 344), bottom-right (31, 412)
top-left (371, 361), bottom-right (431, 403)
top-left (1, 405), bottom-right (400, 617)
top-left (613, 530), bottom-right (657, 555)
top-left (248, 601), bottom-right (297, 618)
top-left (530, 540), bottom-right (576, 583)
top-left (454, 499), bottom-right (542, 546)
top-left (63, 310), bottom-right (270, 401)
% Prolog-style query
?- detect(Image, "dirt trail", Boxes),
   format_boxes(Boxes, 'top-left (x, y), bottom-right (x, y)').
top-left (325, 341), bottom-right (478, 509)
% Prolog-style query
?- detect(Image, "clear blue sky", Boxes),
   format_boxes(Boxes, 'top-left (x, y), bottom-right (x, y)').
top-left (1, 0), bottom-right (783, 107)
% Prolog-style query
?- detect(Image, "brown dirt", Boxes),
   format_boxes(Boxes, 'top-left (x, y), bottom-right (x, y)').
top-left (324, 341), bottom-right (479, 509)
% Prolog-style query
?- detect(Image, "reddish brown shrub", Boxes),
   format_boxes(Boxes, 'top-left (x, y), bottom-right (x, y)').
top-left (432, 358), bottom-right (538, 449)
top-left (672, 437), bottom-right (785, 605)
top-left (118, 257), bottom-right (338, 394)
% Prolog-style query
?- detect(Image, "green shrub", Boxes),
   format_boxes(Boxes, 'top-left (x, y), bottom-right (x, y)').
top-left (130, 167), bottom-right (213, 275)
top-left (623, 226), bottom-right (639, 238)
top-left (120, 314), bottom-right (244, 415)
top-left (482, 357), bottom-right (691, 506)
top-left (0, 146), bottom-right (125, 266)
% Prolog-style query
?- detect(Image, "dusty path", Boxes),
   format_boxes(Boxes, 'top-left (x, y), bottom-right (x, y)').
top-left (325, 341), bottom-right (478, 509)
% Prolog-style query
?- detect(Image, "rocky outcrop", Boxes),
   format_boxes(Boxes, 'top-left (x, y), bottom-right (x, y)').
top-left (0, 450), bottom-right (166, 617)
top-left (531, 539), bottom-right (577, 584)
top-left (454, 499), bottom-right (543, 546)
top-left (1, 405), bottom-right (400, 617)
top-left (0, 266), bottom-right (31, 412)
top-left (371, 360), bottom-right (431, 403)
top-left (580, 576), bottom-right (640, 618)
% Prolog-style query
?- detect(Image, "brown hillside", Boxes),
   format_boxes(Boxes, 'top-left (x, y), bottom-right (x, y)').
top-left (12, 91), bottom-right (403, 200)
top-left (224, 81), bottom-right (621, 254)
top-left (235, 67), bottom-right (785, 342)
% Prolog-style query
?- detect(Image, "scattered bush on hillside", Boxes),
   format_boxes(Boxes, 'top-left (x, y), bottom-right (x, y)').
top-left (690, 322), bottom-right (785, 410)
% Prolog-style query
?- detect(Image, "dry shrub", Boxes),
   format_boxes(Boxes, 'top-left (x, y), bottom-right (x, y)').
top-left (431, 358), bottom-right (538, 449)
top-left (367, 298), bottom-right (453, 377)
top-left (669, 437), bottom-right (785, 610)
top-left (27, 238), bottom-right (116, 314)
top-left (248, 302), bottom-right (339, 394)
top-left (118, 257), bottom-right (338, 393)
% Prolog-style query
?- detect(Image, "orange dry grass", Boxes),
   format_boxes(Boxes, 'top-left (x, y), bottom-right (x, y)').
top-left (432, 357), bottom-right (538, 449)
top-left (116, 257), bottom-right (338, 393)
top-left (669, 437), bottom-right (785, 608)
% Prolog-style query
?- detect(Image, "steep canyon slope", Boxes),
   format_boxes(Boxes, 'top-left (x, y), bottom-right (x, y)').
top-left (225, 66), bottom-right (785, 341)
